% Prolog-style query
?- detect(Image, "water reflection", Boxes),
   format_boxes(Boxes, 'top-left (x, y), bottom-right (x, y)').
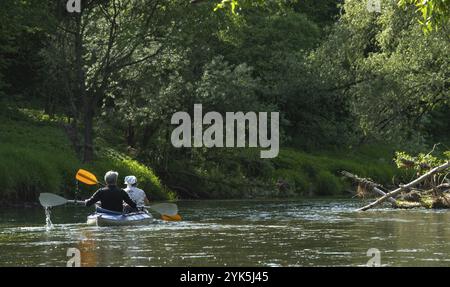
top-left (77, 230), bottom-right (97, 267)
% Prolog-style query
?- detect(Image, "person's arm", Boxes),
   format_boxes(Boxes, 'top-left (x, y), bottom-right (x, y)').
top-left (122, 190), bottom-right (137, 209)
top-left (85, 189), bottom-right (102, 207)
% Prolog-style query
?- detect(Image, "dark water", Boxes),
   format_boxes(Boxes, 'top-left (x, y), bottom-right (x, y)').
top-left (0, 199), bottom-right (450, 267)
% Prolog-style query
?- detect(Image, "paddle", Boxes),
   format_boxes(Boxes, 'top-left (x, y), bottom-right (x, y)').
top-left (76, 169), bottom-right (103, 186)
top-left (161, 214), bottom-right (183, 221)
top-left (39, 193), bottom-right (82, 208)
top-left (39, 192), bottom-right (182, 221)
top-left (76, 169), bottom-right (181, 220)
top-left (144, 203), bottom-right (179, 217)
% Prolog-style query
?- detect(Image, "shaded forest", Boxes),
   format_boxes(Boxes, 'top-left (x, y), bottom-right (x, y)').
top-left (0, 0), bottom-right (448, 202)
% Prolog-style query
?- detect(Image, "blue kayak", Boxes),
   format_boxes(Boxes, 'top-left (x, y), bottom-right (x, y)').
top-left (87, 209), bottom-right (154, 226)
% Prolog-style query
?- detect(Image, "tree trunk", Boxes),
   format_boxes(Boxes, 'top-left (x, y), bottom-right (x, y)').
top-left (142, 123), bottom-right (159, 148)
top-left (82, 103), bottom-right (94, 162)
top-left (74, 12), bottom-right (93, 162)
top-left (127, 122), bottom-right (135, 147)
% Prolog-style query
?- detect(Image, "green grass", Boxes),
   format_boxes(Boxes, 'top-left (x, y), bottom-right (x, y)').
top-left (270, 146), bottom-right (406, 197)
top-left (162, 144), bottom-right (406, 199)
top-left (0, 107), bottom-right (172, 204)
top-left (81, 148), bottom-right (174, 200)
top-left (0, 105), bottom-right (407, 202)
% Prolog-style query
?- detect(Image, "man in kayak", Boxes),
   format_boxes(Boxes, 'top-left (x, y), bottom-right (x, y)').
top-left (123, 175), bottom-right (150, 213)
top-left (85, 171), bottom-right (137, 213)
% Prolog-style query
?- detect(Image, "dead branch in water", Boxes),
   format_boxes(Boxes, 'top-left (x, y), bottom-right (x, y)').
top-left (355, 161), bottom-right (450, 211)
top-left (341, 171), bottom-right (397, 204)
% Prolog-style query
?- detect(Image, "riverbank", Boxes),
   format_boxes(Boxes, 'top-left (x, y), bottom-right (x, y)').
top-left (161, 145), bottom-right (407, 199)
top-left (0, 106), bottom-right (406, 203)
top-left (0, 107), bottom-right (173, 204)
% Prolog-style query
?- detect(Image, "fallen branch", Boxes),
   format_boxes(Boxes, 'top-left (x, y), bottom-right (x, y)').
top-left (436, 183), bottom-right (450, 190)
top-left (341, 171), bottom-right (397, 204)
top-left (356, 161), bottom-right (450, 211)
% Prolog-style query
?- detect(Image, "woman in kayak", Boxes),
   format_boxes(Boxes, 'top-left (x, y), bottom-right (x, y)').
top-left (84, 171), bottom-right (137, 213)
top-left (123, 175), bottom-right (150, 213)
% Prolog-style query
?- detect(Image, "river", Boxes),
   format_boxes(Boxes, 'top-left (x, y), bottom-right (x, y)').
top-left (0, 198), bottom-right (449, 266)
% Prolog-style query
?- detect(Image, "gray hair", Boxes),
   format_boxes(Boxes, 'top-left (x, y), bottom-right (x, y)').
top-left (104, 171), bottom-right (119, 185)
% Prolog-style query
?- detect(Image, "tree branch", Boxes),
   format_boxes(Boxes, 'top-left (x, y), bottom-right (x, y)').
top-left (357, 161), bottom-right (450, 211)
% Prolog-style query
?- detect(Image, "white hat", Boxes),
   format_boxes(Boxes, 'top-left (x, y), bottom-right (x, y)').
top-left (124, 175), bottom-right (137, 185)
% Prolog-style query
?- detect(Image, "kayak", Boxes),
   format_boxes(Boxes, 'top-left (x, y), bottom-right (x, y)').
top-left (86, 209), bottom-right (154, 226)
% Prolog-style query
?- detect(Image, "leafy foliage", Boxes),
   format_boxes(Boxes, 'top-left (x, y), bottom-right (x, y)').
top-left (395, 149), bottom-right (450, 174)
top-left (398, 0), bottom-right (450, 32)
top-left (1, 0), bottom-right (448, 200)
top-left (310, 0), bottom-right (449, 147)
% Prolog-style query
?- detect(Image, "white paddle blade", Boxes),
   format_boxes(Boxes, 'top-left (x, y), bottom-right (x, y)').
top-left (39, 193), bottom-right (68, 207)
top-left (146, 203), bottom-right (178, 216)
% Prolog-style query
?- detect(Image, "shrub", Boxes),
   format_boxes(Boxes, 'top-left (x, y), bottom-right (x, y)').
top-left (83, 148), bottom-right (172, 200)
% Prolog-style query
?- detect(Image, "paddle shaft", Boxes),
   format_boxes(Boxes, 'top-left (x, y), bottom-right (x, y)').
top-left (67, 200), bottom-right (86, 205)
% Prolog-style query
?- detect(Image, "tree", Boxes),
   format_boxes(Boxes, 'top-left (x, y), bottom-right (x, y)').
top-left (0, 0), bottom-right (51, 101)
top-left (215, 0), bottom-right (450, 33)
top-left (399, 0), bottom-right (450, 32)
top-left (311, 0), bottom-right (449, 146)
top-left (44, 0), bottom-right (182, 161)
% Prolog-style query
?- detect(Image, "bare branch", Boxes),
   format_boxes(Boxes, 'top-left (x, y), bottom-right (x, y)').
top-left (357, 161), bottom-right (450, 211)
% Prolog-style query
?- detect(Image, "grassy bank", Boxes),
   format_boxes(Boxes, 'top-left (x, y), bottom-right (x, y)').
top-left (272, 147), bottom-right (407, 197)
top-left (0, 106), bottom-right (406, 203)
top-left (0, 107), bottom-right (173, 205)
top-left (161, 145), bottom-right (406, 199)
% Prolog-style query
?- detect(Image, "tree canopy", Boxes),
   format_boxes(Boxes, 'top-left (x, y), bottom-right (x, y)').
top-left (1, 0), bottom-right (448, 198)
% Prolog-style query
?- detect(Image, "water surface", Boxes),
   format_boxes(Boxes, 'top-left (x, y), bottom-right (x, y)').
top-left (0, 199), bottom-right (449, 266)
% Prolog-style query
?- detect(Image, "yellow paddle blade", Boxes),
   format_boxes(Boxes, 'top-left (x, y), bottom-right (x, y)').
top-left (161, 214), bottom-right (182, 221)
top-left (76, 169), bottom-right (99, 185)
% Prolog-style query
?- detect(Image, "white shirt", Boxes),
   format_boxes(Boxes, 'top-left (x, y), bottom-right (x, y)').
top-left (124, 186), bottom-right (147, 207)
